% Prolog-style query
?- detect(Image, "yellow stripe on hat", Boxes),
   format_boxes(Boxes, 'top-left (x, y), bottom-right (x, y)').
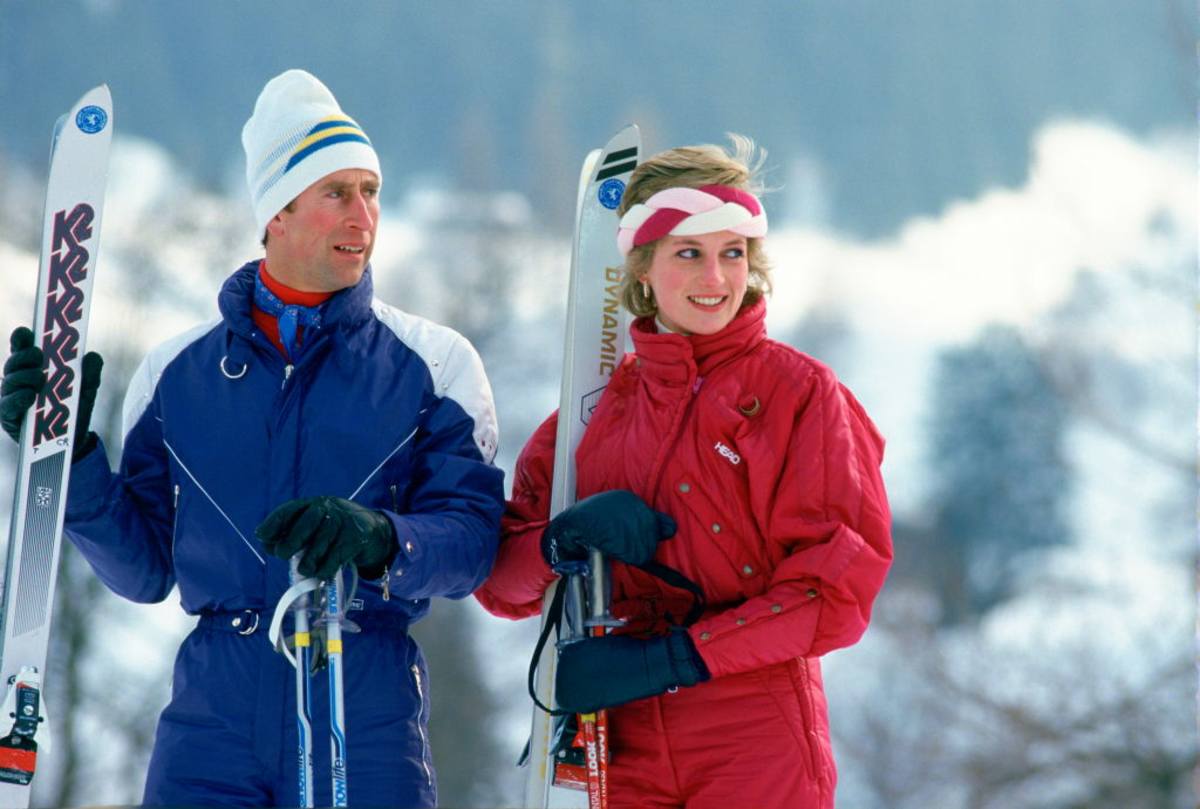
top-left (284, 115), bottom-right (372, 172)
top-left (292, 116), bottom-right (366, 154)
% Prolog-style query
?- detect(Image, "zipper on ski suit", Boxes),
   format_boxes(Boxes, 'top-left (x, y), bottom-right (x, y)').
top-left (411, 663), bottom-right (434, 787)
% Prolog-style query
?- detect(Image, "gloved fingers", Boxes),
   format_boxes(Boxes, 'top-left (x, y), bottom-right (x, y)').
top-left (7, 327), bottom-right (34, 355)
top-left (3, 330), bottom-right (43, 380)
top-left (297, 507), bottom-right (347, 579)
top-left (255, 498), bottom-right (317, 554)
top-left (309, 540), bottom-right (359, 581)
top-left (80, 351), bottom-right (103, 394)
top-left (555, 525), bottom-right (587, 556)
top-left (0, 388), bottom-right (36, 419)
top-left (554, 634), bottom-right (651, 714)
top-left (0, 388), bottom-right (37, 441)
top-left (654, 510), bottom-right (677, 539)
top-left (349, 510), bottom-right (396, 571)
top-left (0, 363), bottom-right (46, 396)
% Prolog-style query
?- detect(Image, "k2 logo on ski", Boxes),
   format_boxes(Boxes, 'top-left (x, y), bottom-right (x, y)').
top-left (35, 203), bottom-right (95, 447)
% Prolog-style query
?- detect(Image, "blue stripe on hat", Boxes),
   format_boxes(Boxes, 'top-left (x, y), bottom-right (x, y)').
top-left (284, 131), bottom-right (372, 173)
top-left (306, 118), bottom-right (365, 136)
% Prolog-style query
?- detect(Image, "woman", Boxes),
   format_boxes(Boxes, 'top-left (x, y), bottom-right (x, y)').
top-left (476, 137), bottom-right (893, 808)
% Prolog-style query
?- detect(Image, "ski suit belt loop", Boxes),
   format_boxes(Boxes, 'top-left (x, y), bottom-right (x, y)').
top-left (199, 608), bottom-right (413, 634)
top-left (199, 608), bottom-right (412, 636)
top-left (199, 609), bottom-right (262, 635)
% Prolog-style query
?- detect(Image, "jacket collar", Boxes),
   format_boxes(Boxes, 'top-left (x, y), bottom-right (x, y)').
top-left (630, 299), bottom-right (768, 384)
top-left (219, 259), bottom-right (376, 338)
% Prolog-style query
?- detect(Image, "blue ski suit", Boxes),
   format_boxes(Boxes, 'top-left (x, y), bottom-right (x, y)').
top-left (62, 261), bottom-right (505, 808)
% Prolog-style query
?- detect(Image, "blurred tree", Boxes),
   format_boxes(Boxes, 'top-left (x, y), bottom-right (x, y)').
top-left (833, 586), bottom-right (1196, 809)
top-left (1036, 266), bottom-right (1193, 558)
top-left (917, 324), bottom-right (1072, 624)
top-left (410, 600), bottom-right (514, 808)
top-left (836, 232), bottom-right (1195, 808)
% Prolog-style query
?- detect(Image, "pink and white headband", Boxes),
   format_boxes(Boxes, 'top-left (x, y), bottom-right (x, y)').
top-left (617, 184), bottom-right (768, 256)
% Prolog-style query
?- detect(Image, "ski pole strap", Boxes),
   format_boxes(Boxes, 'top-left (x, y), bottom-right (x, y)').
top-left (269, 576), bottom-right (324, 667)
top-left (527, 560), bottom-right (707, 716)
top-left (636, 560), bottom-right (707, 628)
top-left (528, 578), bottom-right (569, 716)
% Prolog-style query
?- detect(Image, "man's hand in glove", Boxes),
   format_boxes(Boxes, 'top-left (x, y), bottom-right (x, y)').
top-left (256, 496), bottom-right (398, 580)
top-left (1, 326), bottom-right (103, 461)
top-left (554, 630), bottom-right (710, 714)
top-left (541, 489), bottom-right (676, 568)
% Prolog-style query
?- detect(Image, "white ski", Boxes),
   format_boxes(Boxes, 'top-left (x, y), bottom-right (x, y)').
top-left (0, 85), bottom-right (113, 807)
top-left (525, 125), bottom-right (640, 809)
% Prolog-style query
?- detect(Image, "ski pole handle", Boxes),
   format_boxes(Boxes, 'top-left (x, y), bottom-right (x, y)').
top-left (585, 550), bottom-right (623, 630)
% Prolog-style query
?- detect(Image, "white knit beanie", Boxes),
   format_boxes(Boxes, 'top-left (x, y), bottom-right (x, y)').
top-left (242, 69), bottom-right (381, 240)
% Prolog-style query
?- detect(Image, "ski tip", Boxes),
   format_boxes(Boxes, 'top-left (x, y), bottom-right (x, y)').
top-left (604, 123), bottom-right (643, 145)
top-left (592, 126), bottom-right (640, 191)
top-left (600, 125), bottom-right (640, 159)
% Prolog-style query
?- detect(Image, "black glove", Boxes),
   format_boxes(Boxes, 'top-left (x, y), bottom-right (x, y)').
top-left (1, 326), bottom-right (102, 461)
top-left (554, 630), bottom-right (710, 713)
top-left (255, 495), bottom-right (398, 580)
top-left (541, 490), bottom-right (676, 568)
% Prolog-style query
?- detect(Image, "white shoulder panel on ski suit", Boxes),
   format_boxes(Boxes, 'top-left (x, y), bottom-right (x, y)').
top-left (371, 299), bottom-right (499, 464)
top-left (121, 319), bottom-right (221, 440)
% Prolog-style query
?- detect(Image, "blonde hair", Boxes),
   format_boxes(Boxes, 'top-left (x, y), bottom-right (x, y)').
top-left (617, 134), bottom-right (772, 317)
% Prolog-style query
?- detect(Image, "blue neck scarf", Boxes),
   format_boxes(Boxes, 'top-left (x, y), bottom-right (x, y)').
top-left (253, 273), bottom-right (324, 360)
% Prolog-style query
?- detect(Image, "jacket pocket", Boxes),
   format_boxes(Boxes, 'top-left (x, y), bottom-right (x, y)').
top-left (758, 660), bottom-right (823, 780)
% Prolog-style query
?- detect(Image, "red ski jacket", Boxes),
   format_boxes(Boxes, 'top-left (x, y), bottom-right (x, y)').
top-left (476, 299), bottom-right (892, 680)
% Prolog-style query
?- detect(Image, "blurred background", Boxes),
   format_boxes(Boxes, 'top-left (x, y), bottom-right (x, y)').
top-left (0, 2), bottom-right (1196, 807)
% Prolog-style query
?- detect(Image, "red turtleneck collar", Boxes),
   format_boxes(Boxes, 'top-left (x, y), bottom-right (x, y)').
top-left (630, 299), bottom-right (769, 384)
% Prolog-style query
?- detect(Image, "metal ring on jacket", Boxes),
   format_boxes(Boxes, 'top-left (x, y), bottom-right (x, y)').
top-left (220, 355), bottom-right (247, 379)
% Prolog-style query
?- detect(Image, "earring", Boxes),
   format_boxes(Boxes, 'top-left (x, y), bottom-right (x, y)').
top-left (641, 280), bottom-right (652, 299)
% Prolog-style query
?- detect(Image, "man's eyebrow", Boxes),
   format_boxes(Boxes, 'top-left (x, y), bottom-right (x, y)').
top-left (321, 179), bottom-right (379, 193)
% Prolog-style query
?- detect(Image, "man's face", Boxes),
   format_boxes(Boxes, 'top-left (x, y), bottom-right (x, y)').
top-left (264, 168), bottom-right (380, 292)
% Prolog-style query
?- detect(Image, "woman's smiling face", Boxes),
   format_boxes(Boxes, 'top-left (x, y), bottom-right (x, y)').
top-left (642, 230), bottom-right (749, 335)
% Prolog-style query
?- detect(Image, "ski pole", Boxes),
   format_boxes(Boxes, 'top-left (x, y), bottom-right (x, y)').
top-left (325, 571), bottom-right (349, 807)
top-left (557, 566), bottom-right (604, 806)
top-left (290, 556), bottom-right (315, 808)
top-left (559, 553), bottom-right (620, 809)
top-left (583, 549), bottom-right (622, 809)
top-left (269, 569), bottom-right (326, 808)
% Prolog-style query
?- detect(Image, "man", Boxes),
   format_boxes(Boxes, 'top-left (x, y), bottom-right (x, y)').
top-left (0, 69), bottom-right (504, 807)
